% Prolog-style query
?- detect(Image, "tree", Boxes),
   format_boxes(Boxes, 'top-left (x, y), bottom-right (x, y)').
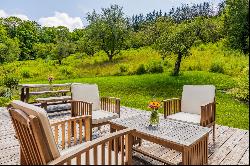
top-left (155, 16), bottom-right (223, 76)
top-left (87, 5), bottom-right (129, 61)
top-left (223, 0), bottom-right (249, 53)
top-left (33, 43), bottom-right (54, 59)
top-left (154, 22), bottom-right (197, 76)
top-left (0, 17), bottom-right (23, 38)
top-left (52, 26), bottom-right (75, 64)
top-left (15, 20), bottom-right (40, 60)
top-left (0, 25), bottom-right (20, 63)
top-left (39, 27), bottom-right (57, 43)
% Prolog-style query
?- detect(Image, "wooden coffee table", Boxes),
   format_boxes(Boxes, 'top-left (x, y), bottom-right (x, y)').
top-left (109, 114), bottom-right (211, 165)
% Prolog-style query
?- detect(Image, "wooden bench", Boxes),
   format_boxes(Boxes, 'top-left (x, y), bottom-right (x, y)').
top-left (35, 96), bottom-right (72, 110)
top-left (19, 83), bottom-right (71, 103)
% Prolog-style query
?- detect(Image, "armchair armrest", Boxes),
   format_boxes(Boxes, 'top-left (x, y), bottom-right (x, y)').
top-left (48, 128), bottom-right (135, 165)
top-left (101, 97), bottom-right (120, 117)
top-left (162, 98), bottom-right (181, 118)
top-left (70, 100), bottom-right (93, 117)
top-left (50, 115), bottom-right (92, 150)
top-left (200, 101), bottom-right (216, 127)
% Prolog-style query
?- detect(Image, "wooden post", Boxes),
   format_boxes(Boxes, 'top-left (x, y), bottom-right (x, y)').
top-left (125, 134), bottom-right (133, 165)
top-left (25, 88), bottom-right (30, 103)
top-left (85, 117), bottom-right (92, 141)
top-left (20, 88), bottom-right (25, 102)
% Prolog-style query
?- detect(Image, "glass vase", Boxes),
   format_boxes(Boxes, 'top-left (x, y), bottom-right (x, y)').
top-left (150, 109), bottom-right (159, 127)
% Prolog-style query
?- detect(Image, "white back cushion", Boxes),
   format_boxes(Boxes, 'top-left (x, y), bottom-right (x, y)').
top-left (71, 83), bottom-right (101, 111)
top-left (181, 85), bottom-right (215, 115)
top-left (11, 100), bottom-right (60, 159)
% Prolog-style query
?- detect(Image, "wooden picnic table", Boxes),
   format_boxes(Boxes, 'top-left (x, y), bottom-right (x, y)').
top-left (109, 113), bottom-right (211, 165)
top-left (19, 83), bottom-right (71, 103)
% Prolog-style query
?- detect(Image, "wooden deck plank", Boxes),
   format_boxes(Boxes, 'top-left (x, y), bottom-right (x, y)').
top-left (0, 107), bottom-right (249, 165)
top-left (238, 148), bottom-right (249, 165)
top-left (220, 132), bottom-right (249, 165)
top-left (208, 129), bottom-right (247, 165)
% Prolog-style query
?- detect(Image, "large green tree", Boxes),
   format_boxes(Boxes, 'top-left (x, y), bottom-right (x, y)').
top-left (223, 0), bottom-right (249, 53)
top-left (0, 25), bottom-right (20, 63)
top-left (155, 23), bottom-right (197, 76)
top-left (52, 26), bottom-right (75, 64)
top-left (155, 17), bottom-right (222, 76)
top-left (87, 5), bottom-right (129, 61)
top-left (15, 20), bottom-right (40, 60)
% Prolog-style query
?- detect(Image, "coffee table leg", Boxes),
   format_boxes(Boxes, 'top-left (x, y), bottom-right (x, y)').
top-left (182, 134), bottom-right (208, 165)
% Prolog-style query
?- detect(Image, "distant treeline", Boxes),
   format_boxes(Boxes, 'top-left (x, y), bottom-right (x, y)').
top-left (0, 0), bottom-right (248, 64)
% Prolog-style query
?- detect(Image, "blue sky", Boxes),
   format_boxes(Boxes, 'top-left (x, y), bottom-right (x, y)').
top-left (1, 0), bottom-right (222, 30)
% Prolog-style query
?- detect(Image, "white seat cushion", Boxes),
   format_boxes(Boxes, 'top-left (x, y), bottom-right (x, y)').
top-left (71, 83), bottom-right (101, 111)
top-left (181, 85), bottom-right (215, 115)
top-left (92, 110), bottom-right (119, 125)
top-left (167, 112), bottom-right (201, 125)
top-left (11, 100), bottom-right (60, 158)
top-left (60, 143), bottom-right (125, 165)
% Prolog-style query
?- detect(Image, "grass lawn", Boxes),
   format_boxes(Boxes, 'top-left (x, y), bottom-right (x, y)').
top-left (25, 71), bottom-right (249, 130)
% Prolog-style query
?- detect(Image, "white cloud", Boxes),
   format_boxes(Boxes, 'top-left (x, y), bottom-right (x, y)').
top-left (0, 10), bottom-right (8, 18)
top-left (0, 9), bottom-right (29, 20)
top-left (38, 12), bottom-right (83, 31)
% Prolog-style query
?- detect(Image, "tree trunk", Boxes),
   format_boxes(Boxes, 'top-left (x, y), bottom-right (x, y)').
top-left (173, 52), bottom-right (182, 76)
top-left (108, 54), bottom-right (113, 61)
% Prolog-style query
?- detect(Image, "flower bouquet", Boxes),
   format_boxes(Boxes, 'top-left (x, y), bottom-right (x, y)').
top-left (148, 101), bottom-right (161, 127)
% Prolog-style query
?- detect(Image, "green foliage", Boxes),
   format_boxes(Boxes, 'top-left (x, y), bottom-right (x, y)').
top-left (3, 75), bottom-right (19, 90)
top-left (119, 64), bottom-right (128, 73)
top-left (146, 61), bottom-right (164, 73)
top-left (0, 97), bottom-right (11, 107)
top-left (229, 67), bottom-right (249, 102)
top-left (33, 43), bottom-right (54, 59)
top-left (209, 62), bottom-right (225, 74)
top-left (136, 64), bottom-right (147, 75)
top-left (15, 20), bottom-right (40, 60)
top-left (0, 25), bottom-right (20, 63)
top-left (2, 75), bottom-right (19, 99)
top-left (87, 5), bottom-right (129, 61)
top-left (21, 69), bottom-right (31, 78)
top-left (223, 0), bottom-right (249, 53)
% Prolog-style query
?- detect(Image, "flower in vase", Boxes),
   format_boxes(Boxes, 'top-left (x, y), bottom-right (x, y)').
top-left (48, 75), bottom-right (54, 85)
top-left (148, 101), bottom-right (161, 110)
top-left (148, 101), bottom-right (161, 127)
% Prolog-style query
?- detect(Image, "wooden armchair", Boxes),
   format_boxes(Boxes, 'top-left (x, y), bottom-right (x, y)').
top-left (9, 100), bottom-right (134, 165)
top-left (70, 83), bottom-right (120, 128)
top-left (163, 85), bottom-right (216, 141)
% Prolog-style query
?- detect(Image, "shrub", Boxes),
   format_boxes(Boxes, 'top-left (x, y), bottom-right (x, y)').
top-left (21, 69), bottom-right (31, 78)
top-left (0, 86), bottom-right (6, 96)
top-left (3, 76), bottom-right (19, 90)
top-left (146, 61), bottom-right (164, 73)
top-left (0, 97), bottom-right (11, 107)
top-left (209, 62), bottom-right (224, 74)
top-left (2, 75), bottom-right (19, 99)
top-left (136, 64), bottom-right (147, 75)
top-left (163, 60), bottom-right (172, 68)
top-left (60, 66), bottom-right (74, 76)
top-left (229, 67), bottom-right (249, 102)
top-left (119, 64), bottom-right (128, 73)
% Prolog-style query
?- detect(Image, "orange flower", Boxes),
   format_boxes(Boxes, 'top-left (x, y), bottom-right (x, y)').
top-left (148, 101), bottom-right (161, 109)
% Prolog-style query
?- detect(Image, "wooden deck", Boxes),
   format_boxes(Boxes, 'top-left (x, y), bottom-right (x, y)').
top-left (0, 106), bottom-right (249, 165)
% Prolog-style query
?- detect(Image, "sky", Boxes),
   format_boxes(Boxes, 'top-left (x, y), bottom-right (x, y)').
top-left (0, 0), bottom-right (222, 31)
